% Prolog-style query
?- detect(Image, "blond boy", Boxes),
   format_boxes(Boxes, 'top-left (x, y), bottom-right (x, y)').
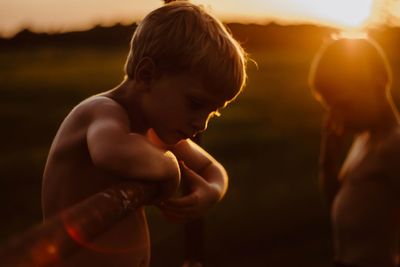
top-left (42, 2), bottom-right (247, 266)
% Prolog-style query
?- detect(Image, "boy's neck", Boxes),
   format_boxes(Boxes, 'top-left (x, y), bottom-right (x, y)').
top-left (106, 79), bottom-right (149, 134)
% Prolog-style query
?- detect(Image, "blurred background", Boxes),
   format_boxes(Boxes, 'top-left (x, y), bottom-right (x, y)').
top-left (1, 0), bottom-right (400, 266)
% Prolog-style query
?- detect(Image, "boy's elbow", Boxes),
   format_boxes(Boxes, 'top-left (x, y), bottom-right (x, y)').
top-left (220, 172), bottom-right (229, 198)
top-left (90, 145), bottom-right (116, 171)
top-left (151, 150), bottom-right (180, 181)
top-left (207, 162), bottom-right (228, 198)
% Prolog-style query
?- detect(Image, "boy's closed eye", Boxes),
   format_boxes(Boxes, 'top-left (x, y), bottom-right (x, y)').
top-left (187, 94), bottom-right (224, 119)
top-left (188, 98), bottom-right (204, 110)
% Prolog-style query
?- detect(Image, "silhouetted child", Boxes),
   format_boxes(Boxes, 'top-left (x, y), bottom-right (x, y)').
top-left (42, 2), bottom-right (247, 267)
top-left (309, 36), bottom-right (400, 267)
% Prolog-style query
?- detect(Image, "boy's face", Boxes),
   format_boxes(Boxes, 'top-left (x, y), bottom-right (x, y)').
top-left (317, 81), bottom-right (382, 131)
top-left (143, 72), bottom-right (235, 145)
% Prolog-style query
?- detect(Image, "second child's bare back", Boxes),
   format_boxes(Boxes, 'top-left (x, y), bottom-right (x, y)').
top-left (42, 95), bottom-right (151, 267)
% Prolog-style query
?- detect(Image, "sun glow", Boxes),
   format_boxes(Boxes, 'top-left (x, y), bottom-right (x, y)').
top-left (0, 0), bottom-right (388, 37)
top-left (334, 31), bottom-right (369, 40)
top-left (305, 0), bottom-right (375, 30)
top-left (213, 0), bottom-right (377, 31)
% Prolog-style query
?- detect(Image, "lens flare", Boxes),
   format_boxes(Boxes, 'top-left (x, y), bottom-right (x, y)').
top-left (333, 31), bottom-right (369, 40)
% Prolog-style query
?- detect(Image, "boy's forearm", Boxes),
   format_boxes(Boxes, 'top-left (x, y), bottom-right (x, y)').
top-left (318, 133), bottom-right (344, 206)
top-left (201, 162), bottom-right (228, 200)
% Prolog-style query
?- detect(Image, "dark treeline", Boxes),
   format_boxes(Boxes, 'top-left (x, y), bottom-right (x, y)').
top-left (0, 24), bottom-right (137, 49)
top-left (1, 22), bottom-right (400, 54)
top-left (0, 23), bottom-right (333, 50)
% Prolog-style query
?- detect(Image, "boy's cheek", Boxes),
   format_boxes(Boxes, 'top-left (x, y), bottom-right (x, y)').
top-left (145, 128), bottom-right (170, 150)
top-left (147, 137), bottom-right (166, 150)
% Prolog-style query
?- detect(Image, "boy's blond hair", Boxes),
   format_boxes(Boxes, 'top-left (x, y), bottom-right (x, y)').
top-left (309, 36), bottom-right (392, 97)
top-left (125, 1), bottom-right (247, 98)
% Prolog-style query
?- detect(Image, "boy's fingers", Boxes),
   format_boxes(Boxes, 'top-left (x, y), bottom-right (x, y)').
top-left (182, 171), bottom-right (205, 191)
top-left (164, 193), bottom-right (199, 207)
top-left (180, 162), bottom-right (195, 177)
top-left (179, 162), bottom-right (209, 193)
top-left (179, 161), bottom-right (202, 180)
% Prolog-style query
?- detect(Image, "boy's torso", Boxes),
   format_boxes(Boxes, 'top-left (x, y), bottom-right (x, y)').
top-left (332, 130), bottom-right (400, 267)
top-left (42, 95), bottom-right (150, 267)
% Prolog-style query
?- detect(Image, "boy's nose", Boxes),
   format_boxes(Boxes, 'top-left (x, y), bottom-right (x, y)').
top-left (191, 115), bottom-right (209, 133)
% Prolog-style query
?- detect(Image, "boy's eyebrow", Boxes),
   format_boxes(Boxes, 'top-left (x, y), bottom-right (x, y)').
top-left (189, 89), bottom-right (230, 110)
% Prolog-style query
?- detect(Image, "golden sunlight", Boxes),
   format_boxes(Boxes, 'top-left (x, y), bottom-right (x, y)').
top-left (0, 0), bottom-right (388, 37)
top-left (334, 31), bottom-right (369, 40)
top-left (304, 0), bottom-right (374, 29)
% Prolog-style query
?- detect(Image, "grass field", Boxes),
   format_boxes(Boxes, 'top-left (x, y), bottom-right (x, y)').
top-left (1, 37), bottom-right (399, 266)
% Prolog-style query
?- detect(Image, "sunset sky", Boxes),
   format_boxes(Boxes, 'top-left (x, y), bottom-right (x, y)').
top-left (1, 0), bottom-right (400, 37)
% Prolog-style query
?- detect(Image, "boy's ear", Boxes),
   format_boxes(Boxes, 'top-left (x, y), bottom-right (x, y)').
top-left (134, 57), bottom-right (156, 86)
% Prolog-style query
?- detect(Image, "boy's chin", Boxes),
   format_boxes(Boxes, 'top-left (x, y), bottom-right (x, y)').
top-left (158, 133), bottom-right (187, 146)
top-left (150, 128), bottom-right (190, 146)
top-left (164, 136), bottom-right (188, 146)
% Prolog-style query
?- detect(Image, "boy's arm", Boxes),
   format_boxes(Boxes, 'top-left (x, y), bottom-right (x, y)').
top-left (86, 102), bottom-right (180, 196)
top-left (319, 115), bottom-right (348, 208)
top-left (172, 139), bottom-right (228, 199)
top-left (159, 139), bottom-right (228, 222)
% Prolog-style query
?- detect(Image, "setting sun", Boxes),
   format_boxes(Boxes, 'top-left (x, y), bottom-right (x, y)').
top-left (302, 0), bottom-right (375, 29)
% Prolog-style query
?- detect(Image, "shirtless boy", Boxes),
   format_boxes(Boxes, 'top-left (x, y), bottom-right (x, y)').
top-left (309, 36), bottom-right (400, 267)
top-left (42, 2), bottom-right (247, 266)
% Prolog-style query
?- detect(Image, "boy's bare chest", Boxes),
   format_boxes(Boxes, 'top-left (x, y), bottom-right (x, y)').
top-left (339, 138), bottom-right (384, 184)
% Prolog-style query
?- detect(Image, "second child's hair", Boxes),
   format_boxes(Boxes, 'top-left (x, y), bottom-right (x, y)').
top-left (309, 36), bottom-right (392, 97)
top-left (124, 1), bottom-right (247, 97)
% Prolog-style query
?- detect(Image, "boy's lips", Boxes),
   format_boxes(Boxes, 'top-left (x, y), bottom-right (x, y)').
top-left (177, 130), bottom-right (195, 139)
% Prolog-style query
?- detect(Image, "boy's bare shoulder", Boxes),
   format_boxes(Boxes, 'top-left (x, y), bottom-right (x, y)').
top-left (76, 95), bottom-right (130, 124)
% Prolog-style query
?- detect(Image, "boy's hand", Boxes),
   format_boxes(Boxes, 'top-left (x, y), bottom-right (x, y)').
top-left (319, 113), bottom-right (353, 206)
top-left (320, 113), bottom-right (349, 172)
top-left (158, 161), bottom-right (219, 223)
